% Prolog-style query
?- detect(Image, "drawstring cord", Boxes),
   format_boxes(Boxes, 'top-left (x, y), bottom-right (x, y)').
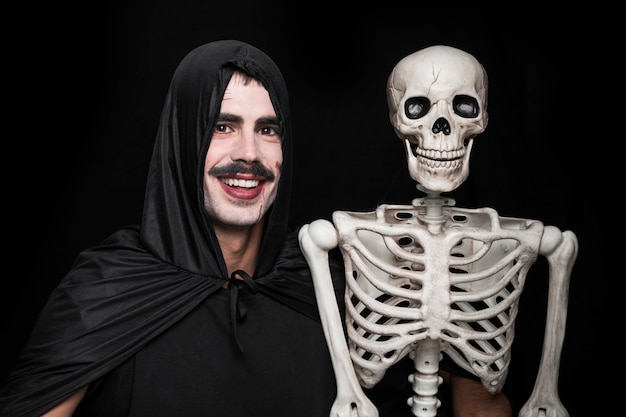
top-left (227, 270), bottom-right (258, 352)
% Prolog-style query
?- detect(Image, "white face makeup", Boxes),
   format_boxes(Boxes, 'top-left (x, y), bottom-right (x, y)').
top-left (203, 72), bottom-right (283, 229)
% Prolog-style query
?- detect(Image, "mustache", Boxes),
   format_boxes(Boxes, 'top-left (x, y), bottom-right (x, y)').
top-left (208, 161), bottom-right (276, 181)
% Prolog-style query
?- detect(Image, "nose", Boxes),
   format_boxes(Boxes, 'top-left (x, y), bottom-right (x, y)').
top-left (234, 129), bottom-right (260, 162)
top-left (432, 117), bottom-right (451, 135)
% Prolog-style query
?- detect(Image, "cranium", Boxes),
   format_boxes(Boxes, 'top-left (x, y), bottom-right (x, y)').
top-left (387, 45), bottom-right (488, 192)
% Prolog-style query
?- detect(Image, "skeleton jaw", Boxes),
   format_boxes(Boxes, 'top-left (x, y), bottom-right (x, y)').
top-left (405, 138), bottom-right (473, 192)
top-left (411, 143), bottom-right (465, 168)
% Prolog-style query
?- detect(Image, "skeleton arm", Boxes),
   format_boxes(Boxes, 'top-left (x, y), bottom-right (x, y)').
top-left (299, 220), bottom-right (379, 417)
top-left (519, 226), bottom-right (578, 417)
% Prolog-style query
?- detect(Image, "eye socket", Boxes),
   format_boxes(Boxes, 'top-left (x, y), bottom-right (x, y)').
top-left (453, 95), bottom-right (480, 118)
top-left (404, 97), bottom-right (430, 119)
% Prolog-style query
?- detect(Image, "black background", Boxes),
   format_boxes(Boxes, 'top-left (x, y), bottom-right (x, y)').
top-left (4, 2), bottom-right (602, 415)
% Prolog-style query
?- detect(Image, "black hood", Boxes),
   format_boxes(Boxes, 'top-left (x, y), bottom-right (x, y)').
top-left (141, 39), bottom-right (293, 278)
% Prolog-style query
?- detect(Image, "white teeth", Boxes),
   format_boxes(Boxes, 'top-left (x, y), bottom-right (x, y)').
top-left (416, 148), bottom-right (465, 169)
top-left (222, 178), bottom-right (260, 188)
top-left (416, 147), bottom-right (465, 161)
top-left (417, 154), bottom-right (462, 169)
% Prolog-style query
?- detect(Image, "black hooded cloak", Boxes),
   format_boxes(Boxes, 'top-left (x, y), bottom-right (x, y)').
top-left (0, 40), bottom-right (344, 417)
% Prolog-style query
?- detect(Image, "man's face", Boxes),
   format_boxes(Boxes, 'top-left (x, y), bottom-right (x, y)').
top-left (203, 72), bottom-right (283, 229)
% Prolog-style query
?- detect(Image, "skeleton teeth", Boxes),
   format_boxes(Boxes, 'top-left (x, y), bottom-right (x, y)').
top-left (417, 148), bottom-right (465, 161)
top-left (418, 156), bottom-right (461, 169)
top-left (222, 178), bottom-right (260, 188)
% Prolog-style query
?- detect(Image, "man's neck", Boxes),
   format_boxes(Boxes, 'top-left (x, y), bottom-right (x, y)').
top-left (213, 220), bottom-right (264, 277)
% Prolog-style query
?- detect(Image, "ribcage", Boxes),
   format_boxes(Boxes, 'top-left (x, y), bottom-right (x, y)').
top-left (333, 204), bottom-right (543, 392)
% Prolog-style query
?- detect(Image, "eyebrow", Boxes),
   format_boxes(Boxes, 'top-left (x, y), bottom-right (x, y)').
top-left (217, 113), bottom-right (242, 123)
top-left (217, 113), bottom-right (279, 125)
top-left (257, 116), bottom-right (280, 125)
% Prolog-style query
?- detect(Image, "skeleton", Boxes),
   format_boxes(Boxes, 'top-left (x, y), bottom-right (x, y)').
top-left (298, 45), bottom-right (578, 417)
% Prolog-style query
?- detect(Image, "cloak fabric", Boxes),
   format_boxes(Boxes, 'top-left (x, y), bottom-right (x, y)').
top-left (0, 40), bottom-right (343, 416)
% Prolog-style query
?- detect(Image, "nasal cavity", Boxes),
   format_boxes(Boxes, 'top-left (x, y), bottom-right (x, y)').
top-left (432, 117), bottom-right (451, 135)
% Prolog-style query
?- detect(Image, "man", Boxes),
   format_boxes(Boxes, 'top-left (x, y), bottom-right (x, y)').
top-left (0, 40), bottom-right (510, 417)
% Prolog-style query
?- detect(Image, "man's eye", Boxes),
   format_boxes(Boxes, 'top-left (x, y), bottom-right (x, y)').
top-left (215, 124), bottom-right (232, 133)
top-left (259, 126), bottom-right (280, 135)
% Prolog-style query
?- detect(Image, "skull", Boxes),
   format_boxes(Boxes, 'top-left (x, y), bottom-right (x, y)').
top-left (387, 45), bottom-right (488, 192)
